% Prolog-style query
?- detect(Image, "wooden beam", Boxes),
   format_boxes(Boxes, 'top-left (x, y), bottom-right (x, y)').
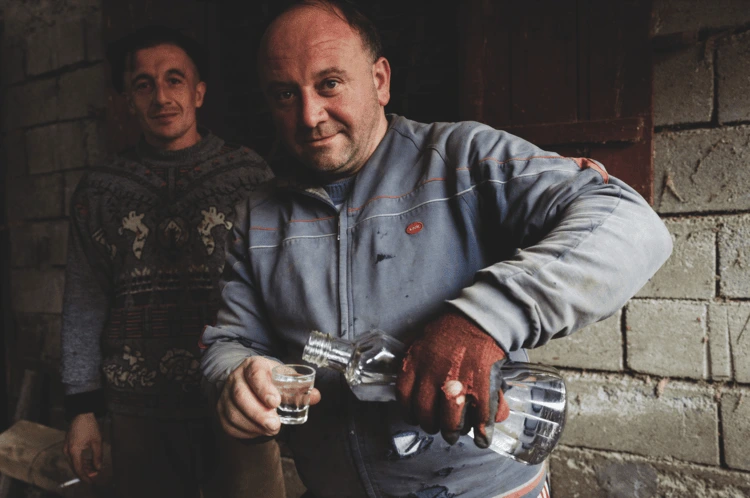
top-left (500, 117), bottom-right (646, 146)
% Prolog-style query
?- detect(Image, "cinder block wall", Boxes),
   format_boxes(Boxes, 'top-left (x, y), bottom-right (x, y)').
top-left (529, 0), bottom-right (750, 494)
top-left (1, 0), bottom-right (108, 429)
top-left (3, 0), bottom-right (750, 496)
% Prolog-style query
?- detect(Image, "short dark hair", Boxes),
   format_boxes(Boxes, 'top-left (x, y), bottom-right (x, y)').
top-left (106, 25), bottom-right (208, 93)
top-left (276, 0), bottom-right (383, 61)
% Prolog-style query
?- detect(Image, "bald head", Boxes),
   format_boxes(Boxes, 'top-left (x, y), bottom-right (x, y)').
top-left (257, 1), bottom-right (391, 180)
top-left (260, 1), bottom-right (381, 66)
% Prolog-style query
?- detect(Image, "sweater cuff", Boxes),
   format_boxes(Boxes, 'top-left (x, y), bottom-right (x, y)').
top-left (64, 389), bottom-right (107, 421)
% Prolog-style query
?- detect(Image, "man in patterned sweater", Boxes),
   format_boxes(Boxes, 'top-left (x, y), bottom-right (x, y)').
top-left (60, 26), bottom-right (285, 498)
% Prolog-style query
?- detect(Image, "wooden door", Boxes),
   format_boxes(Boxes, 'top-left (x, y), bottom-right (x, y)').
top-left (459, 0), bottom-right (654, 202)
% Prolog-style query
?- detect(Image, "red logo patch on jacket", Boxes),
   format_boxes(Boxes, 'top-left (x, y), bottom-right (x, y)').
top-left (406, 222), bottom-right (423, 235)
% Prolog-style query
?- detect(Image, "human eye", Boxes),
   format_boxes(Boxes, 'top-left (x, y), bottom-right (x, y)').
top-left (321, 79), bottom-right (340, 93)
top-left (169, 77), bottom-right (184, 85)
top-left (274, 90), bottom-right (296, 104)
top-left (134, 80), bottom-right (152, 93)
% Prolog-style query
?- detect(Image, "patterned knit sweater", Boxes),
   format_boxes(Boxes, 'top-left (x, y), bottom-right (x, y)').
top-left (61, 131), bottom-right (272, 419)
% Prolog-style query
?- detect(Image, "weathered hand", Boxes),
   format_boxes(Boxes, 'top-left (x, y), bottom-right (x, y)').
top-left (63, 412), bottom-right (102, 483)
top-left (217, 356), bottom-right (322, 439)
top-left (396, 312), bottom-right (510, 448)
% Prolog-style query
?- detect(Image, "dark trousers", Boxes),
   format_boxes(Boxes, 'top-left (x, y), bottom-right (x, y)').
top-left (111, 413), bottom-right (286, 498)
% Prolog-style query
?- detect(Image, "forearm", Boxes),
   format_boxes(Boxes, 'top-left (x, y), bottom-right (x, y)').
top-left (450, 177), bottom-right (673, 352)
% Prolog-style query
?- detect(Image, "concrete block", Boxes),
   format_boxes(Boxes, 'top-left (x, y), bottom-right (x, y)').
top-left (717, 31), bottom-right (750, 124)
top-left (64, 170), bottom-right (86, 215)
top-left (654, 126), bottom-right (750, 214)
top-left (14, 313), bottom-right (62, 367)
top-left (550, 446), bottom-right (750, 498)
top-left (528, 312), bottom-right (622, 371)
top-left (83, 119), bottom-right (108, 166)
top-left (84, 11), bottom-right (105, 61)
top-left (627, 300), bottom-right (708, 379)
top-left (10, 268), bottom-right (66, 314)
top-left (637, 217), bottom-right (717, 299)
top-left (10, 220), bottom-right (69, 268)
top-left (6, 173), bottom-right (64, 221)
top-left (653, 0), bottom-right (750, 36)
top-left (3, 130), bottom-right (28, 178)
top-left (26, 122), bottom-right (84, 175)
top-left (26, 19), bottom-right (85, 76)
top-left (563, 373), bottom-right (719, 465)
top-left (654, 44), bottom-right (713, 126)
top-left (2, 78), bottom-right (59, 131)
top-left (1, 37), bottom-right (26, 86)
top-left (721, 387), bottom-right (750, 471)
top-left (25, 120), bottom-right (102, 174)
top-left (719, 214), bottom-right (750, 298)
top-left (706, 303), bottom-right (735, 381)
top-left (58, 65), bottom-right (107, 120)
top-left (710, 302), bottom-right (750, 383)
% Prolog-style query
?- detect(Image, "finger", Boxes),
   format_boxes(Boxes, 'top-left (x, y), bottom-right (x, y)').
top-left (221, 377), bottom-right (281, 437)
top-left (309, 387), bottom-right (322, 406)
top-left (217, 395), bottom-right (274, 438)
top-left (414, 378), bottom-right (440, 435)
top-left (440, 379), bottom-right (467, 445)
top-left (488, 361), bottom-right (506, 423)
top-left (70, 448), bottom-right (92, 484)
top-left (245, 360), bottom-right (282, 408)
top-left (227, 372), bottom-right (279, 431)
top-left (91, 438), bottom-right (103, 473)
top-left (395, 351), bottom-right (418, 425)
top-left (472, 361), bottom-right (509, 448)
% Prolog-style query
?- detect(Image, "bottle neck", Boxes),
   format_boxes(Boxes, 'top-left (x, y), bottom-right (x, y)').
top-left (302, 330), bottom-right (356, 373)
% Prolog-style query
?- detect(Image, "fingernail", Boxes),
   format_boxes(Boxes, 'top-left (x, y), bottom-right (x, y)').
top-left (265, 417), bottom-right (280, 432)
top-left (265, 394), bottom-right (280, 407)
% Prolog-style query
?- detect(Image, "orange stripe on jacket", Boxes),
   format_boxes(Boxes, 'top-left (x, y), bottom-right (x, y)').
top-left (570, 157), bottom-right (609, 183)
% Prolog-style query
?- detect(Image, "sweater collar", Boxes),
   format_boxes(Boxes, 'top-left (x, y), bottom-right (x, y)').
top-left (135, 127), bottom-right (223, 165)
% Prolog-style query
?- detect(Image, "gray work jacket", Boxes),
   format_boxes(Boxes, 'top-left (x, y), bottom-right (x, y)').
top-left (201, 115), bottom-right (673, 498)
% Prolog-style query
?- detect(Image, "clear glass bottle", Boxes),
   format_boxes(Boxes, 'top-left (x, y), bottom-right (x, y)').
top-left (302, 329), bottom-right (567, 465)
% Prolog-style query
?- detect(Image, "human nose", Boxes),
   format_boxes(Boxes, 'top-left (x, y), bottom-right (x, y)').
top-left (299, 91), bottom-right (327, 129)
top-left (153, 81), bottom-right (171, 105)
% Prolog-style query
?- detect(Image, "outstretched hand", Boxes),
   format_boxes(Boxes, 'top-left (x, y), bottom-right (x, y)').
top-left (217, 356), bottom-right (322, 439)
top-left (396, 311), bottom-right (509, 448)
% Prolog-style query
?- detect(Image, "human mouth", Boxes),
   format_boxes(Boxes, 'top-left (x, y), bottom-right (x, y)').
top-left (304, 133), bottom-right (338, 146)
top-left (151, 112), bottom-right (178, 123)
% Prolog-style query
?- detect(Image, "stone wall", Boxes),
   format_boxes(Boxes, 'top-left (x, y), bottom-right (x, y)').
top-left (529, 0), bottom-right (750, 494)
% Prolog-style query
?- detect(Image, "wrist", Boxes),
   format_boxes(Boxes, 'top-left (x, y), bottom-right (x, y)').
top-left (64, 389), bottom-right (107, 422)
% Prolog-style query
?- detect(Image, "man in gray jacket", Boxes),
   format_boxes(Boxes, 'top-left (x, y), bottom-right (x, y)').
top-left (200, 1), bottom-right (673, 497)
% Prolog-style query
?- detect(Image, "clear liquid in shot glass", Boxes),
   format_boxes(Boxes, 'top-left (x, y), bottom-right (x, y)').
top-left (271, 364), bottom-right (315, 425)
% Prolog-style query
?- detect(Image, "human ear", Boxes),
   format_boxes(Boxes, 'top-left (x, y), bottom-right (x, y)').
top-left (194, 81), bottom-right (207, 108)
top-left (373, 57), bottom-right (391, 107)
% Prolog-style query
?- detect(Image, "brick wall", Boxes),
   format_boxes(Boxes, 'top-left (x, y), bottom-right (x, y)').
top-left (529, 0), bottom-right (750, 494)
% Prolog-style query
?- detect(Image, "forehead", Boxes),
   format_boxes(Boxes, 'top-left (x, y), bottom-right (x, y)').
top-left (261, 6), bottom-right (367, 80)
top-left (130, 43), bottom-right (196, 76)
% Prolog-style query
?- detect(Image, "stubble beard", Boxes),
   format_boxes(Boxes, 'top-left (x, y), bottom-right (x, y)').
top-left (301, 136), bottom-right (360, 179)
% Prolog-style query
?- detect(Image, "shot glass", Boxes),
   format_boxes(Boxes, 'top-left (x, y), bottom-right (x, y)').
top-left (271, 364), bottom-right (316, 425)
